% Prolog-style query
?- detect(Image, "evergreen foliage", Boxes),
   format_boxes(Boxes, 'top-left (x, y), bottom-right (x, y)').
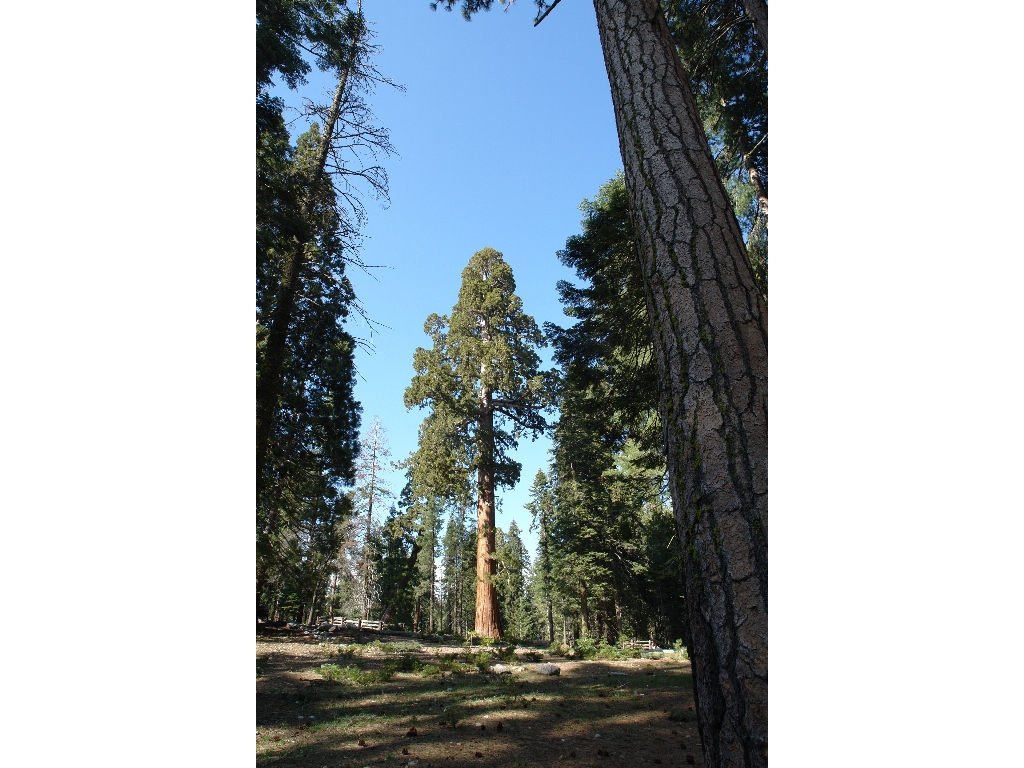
top-left (525, 470), bottom-right (557, 642)
top-left (545, 173), bottom-right (660, 465)
top-left (256, 1), bottom-right (399, 622)
top-left (405, 247), bottom-right (551, 638)
top-left (529, 174), bottom-right (691, 647)
top-left (494, 520), bottom-right (535, 641)
top-left (405, 248), bottom-right (550, 492)
top-left (413, 496), bottom-right (444, 632)
top-left (256, 123), bottom-right (362, 618)
top-left (440, 505), bottom-right (477, 635)
top-left (370, 504), bottom-right (422, 627)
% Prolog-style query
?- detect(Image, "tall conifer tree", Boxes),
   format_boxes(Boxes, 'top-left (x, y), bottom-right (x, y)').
top-left (405, 248), bottom-right (549, 639)
top-left (434, 4), bottom-right (767, 762)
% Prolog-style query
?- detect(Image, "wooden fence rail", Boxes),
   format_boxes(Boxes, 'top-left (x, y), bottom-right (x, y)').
top-left (331, 617), bottom-right (385, 631)
top-left (623, 639), bottom-right (658, 651)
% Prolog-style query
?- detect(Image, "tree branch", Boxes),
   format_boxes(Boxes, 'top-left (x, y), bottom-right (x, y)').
top-left (533, 0), bottom-right (562, 26)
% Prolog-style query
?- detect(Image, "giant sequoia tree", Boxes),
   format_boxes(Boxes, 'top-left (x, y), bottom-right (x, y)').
top-left (405, 248), bottom-right (549, 639)
top-left (435, 3), bottom-right (767, 765)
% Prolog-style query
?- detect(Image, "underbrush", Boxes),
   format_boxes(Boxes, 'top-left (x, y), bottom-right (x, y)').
top-left (671, 639), bottom-right (690, 660)
top-left (574, 638), bottom-right (641, 660)
top-left (316, 660), bottom-right (401, 685)
top-left (438, 703), bottom-right (464, 726)
top-left (364, 639), bottom-right (423, 655)
top-left (547, 642), bottom-right (572, 657)
top-left (462, 651), bottom-right (495, 671)
top-left (417, 657), bottom-right (473, 677)
top-left (322, 639), bottom-right (424, 659)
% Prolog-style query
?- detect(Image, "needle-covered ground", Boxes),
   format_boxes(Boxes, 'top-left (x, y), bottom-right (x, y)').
top-left (257, 627), bottom-right (703, 768)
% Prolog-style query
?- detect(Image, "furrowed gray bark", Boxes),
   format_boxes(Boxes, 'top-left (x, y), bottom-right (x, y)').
top-left (592, 1), bottom-right (768, 766)
top-left (739, 0), bottom-right (768, 55)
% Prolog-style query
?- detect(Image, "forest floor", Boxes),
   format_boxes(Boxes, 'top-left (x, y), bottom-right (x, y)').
top-left (257, 625), bottom-right (703, 768)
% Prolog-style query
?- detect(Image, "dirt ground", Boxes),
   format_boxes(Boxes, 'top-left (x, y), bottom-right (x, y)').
top-left (256, 627), bottom-right (703, 768)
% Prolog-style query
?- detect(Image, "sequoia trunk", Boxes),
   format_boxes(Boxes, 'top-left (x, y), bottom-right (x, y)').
top-left (474, 385), bottom-right (502, 639)
top-left (592, 1), bottom-right (768, 766)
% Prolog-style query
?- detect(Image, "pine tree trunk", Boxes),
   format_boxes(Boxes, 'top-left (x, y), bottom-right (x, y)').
top-left (579, 585), bottom-right (590, 638)
top-left (306, 585), bottom-right (318, 625)
top-left (738, 0), bottom-right (768, 55)
top-left (429, 552), bottom-right (435, 633)
top-left (474, 387), bottom-right (502, 639)
top-left (731, 118), bottom-right (767, 224)
top-left (593, 2), bottom-right (768, 766)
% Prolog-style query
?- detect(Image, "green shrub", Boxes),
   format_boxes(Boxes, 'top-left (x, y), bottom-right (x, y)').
top-left (316, 664), bottom-right (361, 684)
top-left (439, 703), bottom-right (464, 726)
top-left (599, 642), bottom-right (640, 660)
top-left (573, 638), bottom-right (640, 661)
top-left (672, 639), bottom-right (689, 660)
top-left (575, 637), bottom-right (598, 659)
top-left (368, 661), bottom-right (399, 683)
top-left (496, 644), bottom-right (518, 662)
top-left (546, 642), bottom-right (570, 657)
top-left (416, 663), bottom-right (442, 677)
top-left (315, 661), bottom-right (396, 685)
top-left (645, 651), bottom-right (665, 660)
top-left (395, 654), bottom-right (418, 671)
top-left (461, 651), bottom-right (494, 671)
top-left (521, 650), bottom-right (543, 662)
top-left (385, 640), bottom-right (423, 654)
top-left (425, 656), bottom-right (472, 676)
top-left (361, 639), bottom-right (385, 655)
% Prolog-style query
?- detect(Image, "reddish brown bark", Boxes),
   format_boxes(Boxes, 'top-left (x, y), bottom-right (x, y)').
top-left (473, 387), bottom-right (502, 639)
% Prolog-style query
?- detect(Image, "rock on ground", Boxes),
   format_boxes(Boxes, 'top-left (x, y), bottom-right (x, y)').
top-left (534, 663), bottom-right (561, 676)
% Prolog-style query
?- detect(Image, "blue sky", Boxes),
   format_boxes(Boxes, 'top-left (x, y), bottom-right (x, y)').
top-left (273, 0), bottom-right (625, 556)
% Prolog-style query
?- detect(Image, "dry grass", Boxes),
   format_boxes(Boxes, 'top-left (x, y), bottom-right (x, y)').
top-left (257, 627), bottom-right (703, 768)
